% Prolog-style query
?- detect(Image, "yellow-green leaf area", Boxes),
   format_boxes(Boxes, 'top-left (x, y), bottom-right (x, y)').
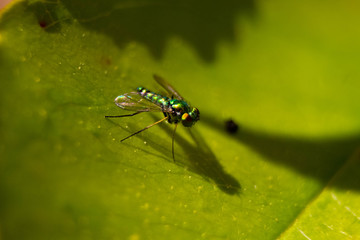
top-left (1, 0), bottom-right (360, 239)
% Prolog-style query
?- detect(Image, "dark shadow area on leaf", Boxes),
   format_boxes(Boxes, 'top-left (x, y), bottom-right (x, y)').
top-left (27, 1), bottom-right (73, 33)
top-left (188, 128), bottom-right (241, 194)
top-left (331, 149), bottom-right (360, 190)
top-left (58, 0), bottom-right (256, 62)
top-left (105, 116), bottom-right (241, 195)
top-left (156, 122), bottom-right (241, 195)
top-left (201, 114), bottom-right (360, 191)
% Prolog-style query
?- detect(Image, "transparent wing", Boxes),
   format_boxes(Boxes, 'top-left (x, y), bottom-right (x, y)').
top-left (114, 92), bottom-right (165, 112)
top-left (153, 74), bottom-right (183, 100)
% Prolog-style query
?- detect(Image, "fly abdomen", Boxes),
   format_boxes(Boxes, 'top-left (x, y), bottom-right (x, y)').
top-left (137, 87), bottom-right (170, 109)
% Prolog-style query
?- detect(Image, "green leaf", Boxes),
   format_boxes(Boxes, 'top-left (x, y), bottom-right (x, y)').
top-left (280, 149), bottom-right (360, 239)
top-left (1, 0), bottom-right (360, 239)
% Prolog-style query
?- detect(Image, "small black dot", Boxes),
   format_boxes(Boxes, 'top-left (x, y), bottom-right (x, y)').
top-left (225, 119), bottom-right (239, 134)
top-left (38, 20), bottom-right (47, 28)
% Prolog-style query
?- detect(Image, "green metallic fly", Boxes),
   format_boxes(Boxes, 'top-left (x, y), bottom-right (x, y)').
top-left (105, 75), bottom-right (200, 161)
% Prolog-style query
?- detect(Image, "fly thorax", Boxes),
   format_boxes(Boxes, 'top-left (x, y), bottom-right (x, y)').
top-left (170, 99), bottom-right (189, 117)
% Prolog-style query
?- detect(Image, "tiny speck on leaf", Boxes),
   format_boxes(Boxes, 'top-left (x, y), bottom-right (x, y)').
top-left (225, 119), bottom-right (239, 134)
top-left (38, 20), bottom-right (47, 28)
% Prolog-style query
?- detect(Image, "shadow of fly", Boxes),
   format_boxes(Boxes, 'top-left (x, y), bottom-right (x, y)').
top-left (105, 75), bottom-right (200, 161)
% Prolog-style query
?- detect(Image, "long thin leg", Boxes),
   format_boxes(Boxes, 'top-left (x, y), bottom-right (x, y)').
top-left (172, 124), bottom-right (178, 162)
top-left (105, 111), bottom-right (143, 118)
top-left (121, 116), bottom-right (169, 142)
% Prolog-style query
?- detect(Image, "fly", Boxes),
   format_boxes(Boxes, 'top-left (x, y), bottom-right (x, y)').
top-left (105, 74), bottom-right (200, 161)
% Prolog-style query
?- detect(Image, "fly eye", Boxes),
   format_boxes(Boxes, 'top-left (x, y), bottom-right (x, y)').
top-left (182, 113), bottom-right (192, 122)
top-left (181, 113), bottom-right (194, 127)
top-left (190, 108), bottom-right (200, 121)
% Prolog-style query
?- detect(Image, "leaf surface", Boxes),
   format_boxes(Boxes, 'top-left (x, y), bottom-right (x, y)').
top-left (1, 0), bottom-right (360, 239)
